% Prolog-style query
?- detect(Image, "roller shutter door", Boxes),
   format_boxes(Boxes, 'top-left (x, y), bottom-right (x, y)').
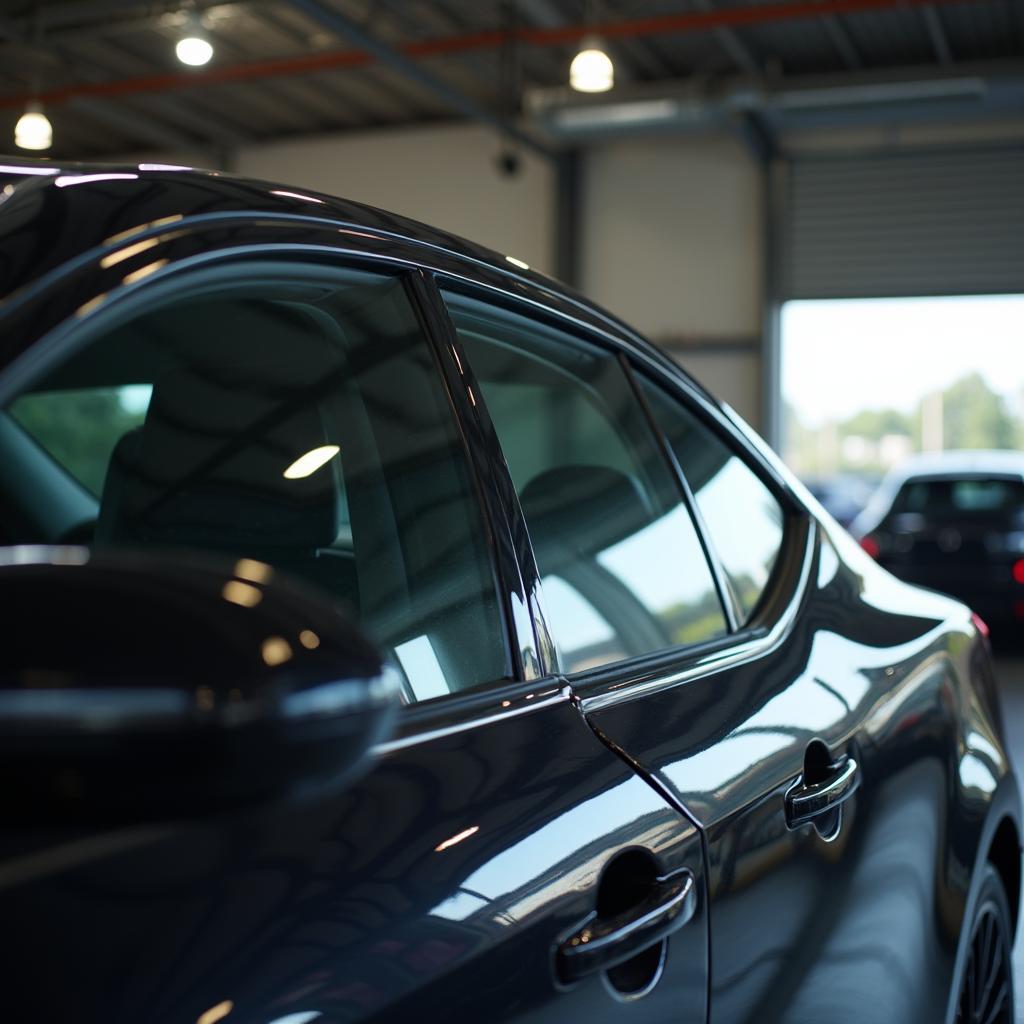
top-left (783, 146), bottom-right (1024, 299)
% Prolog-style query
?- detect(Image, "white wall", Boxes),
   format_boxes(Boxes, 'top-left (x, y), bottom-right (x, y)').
top-left (237, 122), bottom-right (556, 276)
top-left (579, 134), bottom-right (764, 425)
top-left (581, 135), bottom-right (763, 340)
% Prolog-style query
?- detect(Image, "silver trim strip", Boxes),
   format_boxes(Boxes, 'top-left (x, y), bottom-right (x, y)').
top-left (579, 521), bottom-right (817, 714)
top-left (373, 686), bottom-right (571, 755)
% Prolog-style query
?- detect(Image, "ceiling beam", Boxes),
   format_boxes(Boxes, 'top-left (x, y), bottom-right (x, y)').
top-left (691, 0), bottom-right (760, 75)
top-left (821, 14), bottom-right (864, 69)
top-left (0, 0), bottom-right (987, 116)
top-left (920, 6), bottom-right (953, 64)
top-left (68, 96), bottom-right (200, 151)
top-left (284, 0), bottom-right (557, 160)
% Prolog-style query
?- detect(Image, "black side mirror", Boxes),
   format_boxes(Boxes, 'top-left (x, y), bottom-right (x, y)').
top-left (0, 546), bottom-right (400, 823)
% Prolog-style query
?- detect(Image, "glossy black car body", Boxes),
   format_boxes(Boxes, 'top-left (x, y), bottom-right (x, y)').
top-left (0, 161), bottom-right (1020, 1024)
top-left (852, 450), bottom-right (1024, 637)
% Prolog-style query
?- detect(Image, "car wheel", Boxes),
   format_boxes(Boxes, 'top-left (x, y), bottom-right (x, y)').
top-left (956, 864), bottom-right (1015, 1024)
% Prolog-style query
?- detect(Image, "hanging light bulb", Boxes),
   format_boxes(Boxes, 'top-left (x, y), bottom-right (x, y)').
top-left (569, 37), bottom-right (614, 93)
top-left (175, 15), bottom-right (213, 67)
top-left (15, 101), bottom-right (52, 151)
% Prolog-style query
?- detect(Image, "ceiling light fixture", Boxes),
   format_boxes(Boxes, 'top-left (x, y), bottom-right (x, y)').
top-left (175, 16), bottom-right (213, 67)
top-left (14, 101), bottom-right (52, 151)
top-left (569, 37), bottom-right (614, 93)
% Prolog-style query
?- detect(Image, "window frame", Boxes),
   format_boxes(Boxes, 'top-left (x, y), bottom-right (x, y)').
top-left (0, 248), bottom-right (528, 716)
top-left (434, 274), bottom-right (816, 703)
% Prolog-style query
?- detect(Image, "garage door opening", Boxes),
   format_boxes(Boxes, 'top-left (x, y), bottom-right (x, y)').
top-left (780, 295), bottom-right (1024, 525)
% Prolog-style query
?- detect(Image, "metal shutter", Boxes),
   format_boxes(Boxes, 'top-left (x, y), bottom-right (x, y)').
top-left (783, 146), bottom-right (1024, 299)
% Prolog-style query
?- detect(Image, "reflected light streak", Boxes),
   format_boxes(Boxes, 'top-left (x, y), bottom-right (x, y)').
top-left (222, 580), bottom-right (262, 608)
top-left (75, 293), bottom-right (108, 318)
top-left (122, 259), bottom-right (168, 285)
top-left (233, 558), bottom-right (272, 584)
top-left (104, 214), bottom-right (184, 246)
top-left (284, 445), bottom-right (340, 480)
top-left (505, 255), bottom-right (530, 270)
top-left (0, 163), bottom-right (58, 176)
top-left (55, 172), bottom-right (139, 187)
top-left (196, 1000), bottom-right (233, 1024)
top-left (271, 189), bottom-right (326, 204)
top-left (139, 163), bottom-right (193, 171)
top-left (435, 825), bottom-right (480, 852)
top-left (262, 636), bottom-right (293, 667)
top-left (100, 236), bottom-right (159, 268)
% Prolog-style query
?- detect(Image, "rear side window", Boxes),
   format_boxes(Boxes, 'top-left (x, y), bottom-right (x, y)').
top-left (444, 291), bottom-right (727, 674)
top-left (640, 378), bottom-right (785, 622)
top-left (2, 265), bottom-right (509, 702)
top-left (892, 477), bottom-right (1024, 516)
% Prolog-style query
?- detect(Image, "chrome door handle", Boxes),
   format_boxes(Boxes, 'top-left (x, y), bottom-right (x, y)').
top-left (785, 754), bottom-right (860, 828)
top-left (556, 871), bottom-right (696, 984)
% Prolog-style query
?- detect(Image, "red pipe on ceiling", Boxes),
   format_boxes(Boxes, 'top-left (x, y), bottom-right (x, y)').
top-left (0, 0), bottom-right (985, 109)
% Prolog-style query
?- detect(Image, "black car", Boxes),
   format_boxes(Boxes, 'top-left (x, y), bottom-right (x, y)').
top-left (852, 450), bottom-right (1024, 638)
top-left (0, 162), bottom-right (1019, 1024)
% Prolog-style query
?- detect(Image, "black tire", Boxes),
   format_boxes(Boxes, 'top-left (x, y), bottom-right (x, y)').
top-left (956, 863), bottom-right (1015, 1024)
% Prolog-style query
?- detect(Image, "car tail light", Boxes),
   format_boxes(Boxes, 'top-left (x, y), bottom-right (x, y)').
top-left (971, 612), bottom-right (991, 640)
top-left (1013, 558), bottom-right (1024, 585)
top-left (859, 535), bottom-right (880, 559)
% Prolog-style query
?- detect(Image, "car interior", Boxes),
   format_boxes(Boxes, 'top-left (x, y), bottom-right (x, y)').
top-left (0, 269), bottom-right (509, 702)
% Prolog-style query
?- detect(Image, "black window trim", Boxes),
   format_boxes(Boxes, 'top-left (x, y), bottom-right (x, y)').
top-left (0, 248), bottom-right (548, 735)
top-left (432, 272), bottom-right (817, 707)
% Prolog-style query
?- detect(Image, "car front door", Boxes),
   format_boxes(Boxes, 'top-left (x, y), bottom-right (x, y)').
top-left (0, 244), bottom-right (709, 1024)
top-left (441, 284), bottom-right (961, 1024)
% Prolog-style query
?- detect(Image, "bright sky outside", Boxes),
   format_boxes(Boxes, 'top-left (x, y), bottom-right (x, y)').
top-left (781, 295), bottom-right (1024, 429)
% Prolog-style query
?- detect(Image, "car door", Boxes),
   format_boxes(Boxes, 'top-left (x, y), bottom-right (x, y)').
top-left (0, 248), bottom-right (709, 1024)
top-left (441, 285), bottom-right (960, 1024)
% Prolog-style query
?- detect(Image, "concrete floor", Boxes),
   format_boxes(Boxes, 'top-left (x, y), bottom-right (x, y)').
top-left (994, 656), bottom-right (1024, 1020)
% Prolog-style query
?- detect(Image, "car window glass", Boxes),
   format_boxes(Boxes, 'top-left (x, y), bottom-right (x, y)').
top-left (443, 291), bottom-right (727, 674)
top-left (2, 266), bottom-right (509, 702)
top-left (640, 378), bottom-right (785, 622)
top-left (893, 477), bottom-right (1024, 516)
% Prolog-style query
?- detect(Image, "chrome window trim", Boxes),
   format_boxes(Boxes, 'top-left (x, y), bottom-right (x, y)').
top-left (577, 518), bottom-right (817, 714)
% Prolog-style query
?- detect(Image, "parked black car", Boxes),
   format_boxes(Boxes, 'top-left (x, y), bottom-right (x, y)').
top-left (0, 161), bottom-right (1019, 1024)
top-left (852, 450), bottom-right (1024, 640)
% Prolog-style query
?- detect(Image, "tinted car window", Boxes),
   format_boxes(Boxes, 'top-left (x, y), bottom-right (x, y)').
top-left (444, 291), bottom-right (727, 674)
top-left (892, 477), bottom-right (1024, 517)
top-left (3, 265), bottom-right (509, 702)
top-left (641, 378), bottom-right (785, 622)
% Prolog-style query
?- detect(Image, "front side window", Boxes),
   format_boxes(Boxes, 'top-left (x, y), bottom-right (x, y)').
top-left (444, 291), bottom-right (727, 674)
top-left (2, 264), bottom-right (509, 701)
top-left (640, 378), bottom-right (785, 622)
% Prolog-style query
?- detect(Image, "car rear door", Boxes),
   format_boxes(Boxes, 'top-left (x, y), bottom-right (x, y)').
top-left (0, 243), bottom-right (709, 1024)
top-left (440, 282), bottom-right (961, 1024)
top-left (574, 367), bottom-right (963, 1024)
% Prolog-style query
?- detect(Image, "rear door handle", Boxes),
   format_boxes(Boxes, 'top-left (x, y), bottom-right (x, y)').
top-left (785, 754), bottom-right (860, 828)
top-left (556, 871), bottom-right (696, 984)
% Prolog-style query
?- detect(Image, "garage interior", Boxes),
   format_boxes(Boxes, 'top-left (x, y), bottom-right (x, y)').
top-left (3, 0), bottom-right (1023, 1014)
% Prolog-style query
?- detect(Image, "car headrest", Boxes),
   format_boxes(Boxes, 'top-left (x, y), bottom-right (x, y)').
top-left (519, 464), bottom-right (654, 562)
top-left (97, 359), bottom-right (343, 551)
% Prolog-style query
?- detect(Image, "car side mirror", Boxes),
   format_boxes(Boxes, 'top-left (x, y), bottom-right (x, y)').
top-left (0, 546), bottom-right (400, 823)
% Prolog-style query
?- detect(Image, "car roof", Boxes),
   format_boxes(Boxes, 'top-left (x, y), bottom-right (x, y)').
top-left (0, 156), bottom-right (560, 301)
top-left (0, 156), bottom-right (728, 427)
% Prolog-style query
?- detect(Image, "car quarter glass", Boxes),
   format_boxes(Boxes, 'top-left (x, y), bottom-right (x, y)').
top-left (442, 289), bottom-right (728, 674)
top-left (639, 375), bottom-right (786, 622)
top-left (3, 263), bottom-right (509, 702)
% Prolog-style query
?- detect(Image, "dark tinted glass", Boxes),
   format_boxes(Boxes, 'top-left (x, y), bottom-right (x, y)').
top-left (444, 291), bottom-right (727, 674)
top-left (641, 378), bottom-right (785, 622)
top-left (892, 477), bottom-right (1024, 517)
top-left (4, 266), bottom-right (509, 701)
